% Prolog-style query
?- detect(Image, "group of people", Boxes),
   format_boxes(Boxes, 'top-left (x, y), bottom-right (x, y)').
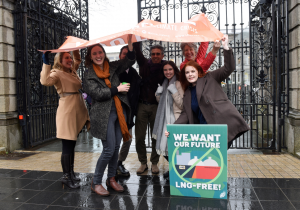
top-left (40, 34), bottom-right (249, 196)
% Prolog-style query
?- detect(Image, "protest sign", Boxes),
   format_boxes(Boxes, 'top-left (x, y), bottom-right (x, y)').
top-left (167, 124), bottom-right (227, 199)
top-left (39, 13), bottom-right (223, 53)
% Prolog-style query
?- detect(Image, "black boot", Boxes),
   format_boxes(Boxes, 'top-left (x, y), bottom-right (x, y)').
top-left (163, 171), bottom-right (169, 178)
top-left (117, 161), bottom-right (130, 176)
top-left (61, 154), bottom-right (80, 189)
top-left (70, 152), bottom-right (80, 182)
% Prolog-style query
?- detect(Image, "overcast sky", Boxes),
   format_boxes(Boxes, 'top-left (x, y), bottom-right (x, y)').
top-left (89, 0), bottom-right (137, 53)
top-left (88, 0), bottom-right (251, 53)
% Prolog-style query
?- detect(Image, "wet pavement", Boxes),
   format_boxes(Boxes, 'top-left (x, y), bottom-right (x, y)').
top-left (0, 169), bottom-right (300, 210)
top-left (1, 131), bottom-right (300, 209)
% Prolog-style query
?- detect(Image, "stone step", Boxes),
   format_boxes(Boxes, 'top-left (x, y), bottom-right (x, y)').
top-left (258, 129), bottom-right (273, 139)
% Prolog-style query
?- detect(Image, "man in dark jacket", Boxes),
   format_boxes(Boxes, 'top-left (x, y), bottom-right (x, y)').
top-left (133, 42), bottom-right (165, 174)
top-left (117, 45), bottom-right (142, 176)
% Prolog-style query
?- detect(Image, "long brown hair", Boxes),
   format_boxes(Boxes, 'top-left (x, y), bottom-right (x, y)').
top-left (84, 44), bottom-right (109, 67)
top-left (180, 60), bottom-right (208, 91)
top-left (162, 61), bottom-right (180, 80)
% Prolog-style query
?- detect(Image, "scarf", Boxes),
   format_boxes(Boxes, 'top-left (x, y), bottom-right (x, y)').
top-left (93, 61), bottom-right (131, 142)
top-left (152, 76), bottom-right (177, 156)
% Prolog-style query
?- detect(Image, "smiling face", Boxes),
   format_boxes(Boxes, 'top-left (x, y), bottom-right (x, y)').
top-left (91, 46), bottom-right (105, 66)
top-left (185, 65), bottom-right (198, 85)
top-left (163, 64), bottom-right (175, 80)
top-left (183, 45), bottom-right (196, 61)
top-left (151, 48), bottom-right (164, 64)
top-left (61, 52), bottom-right (73, 69)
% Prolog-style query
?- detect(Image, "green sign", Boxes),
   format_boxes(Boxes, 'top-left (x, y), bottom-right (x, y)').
top-left (167, 124), bottom-right (228, 199)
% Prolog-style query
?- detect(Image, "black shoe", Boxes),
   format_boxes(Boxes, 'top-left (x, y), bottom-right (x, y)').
top-left (117, 164), bottom-right (130, 176)
top-left (163, 171), bottom-right (169, 178)
top-left (62, 173), bottom-right (80, 189)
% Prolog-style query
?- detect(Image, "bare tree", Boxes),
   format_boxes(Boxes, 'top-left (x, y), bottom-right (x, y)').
top-left (88, 0), bottom-right (120, 16)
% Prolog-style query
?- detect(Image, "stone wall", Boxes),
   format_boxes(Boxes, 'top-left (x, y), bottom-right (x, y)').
top-left (285, 0), bottom-right (300, 156)
top-left (0, 0), bottom-right (22, 152)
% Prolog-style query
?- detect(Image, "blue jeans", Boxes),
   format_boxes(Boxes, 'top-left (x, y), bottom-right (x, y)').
top-left (93, 105), bottom-right (127, 184)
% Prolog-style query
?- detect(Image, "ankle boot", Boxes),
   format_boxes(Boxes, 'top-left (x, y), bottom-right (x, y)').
top-left (70, 152), bottom-right (80, 181)
top-left (62, 173), bottom-right (80, 189)
top-left (106, 177), bottom-right (124, 192)
top-left (91, 179), bottom-right (109, 196)
top-left (61, 154), bottom-right (80, 189)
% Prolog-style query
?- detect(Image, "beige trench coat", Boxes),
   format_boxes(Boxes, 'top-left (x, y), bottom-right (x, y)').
top-left (40, 50), bottom-right (90, 140)
top-left (156, 80), bottom-right (184, 120)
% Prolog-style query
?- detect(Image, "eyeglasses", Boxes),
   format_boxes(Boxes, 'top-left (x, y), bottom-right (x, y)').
top-left (151, 53), bottom-right (161, 56)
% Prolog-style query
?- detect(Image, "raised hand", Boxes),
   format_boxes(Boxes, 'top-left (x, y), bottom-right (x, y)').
top-left (127, 34), bottom-right (133, 51)
top-left (211, 40), bottom-right (221, 55)
top-left (221, 35), bottom-right (229, 50)
top-left (42, 51), bottom-right (51, 65)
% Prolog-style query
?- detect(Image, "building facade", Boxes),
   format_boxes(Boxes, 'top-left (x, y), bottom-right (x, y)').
top-left (0, 0), bottom-right (299, 157)
top-left (285, 0), bottom-right (300, 157)
top-left (0, 0), bottom-right (22, 152)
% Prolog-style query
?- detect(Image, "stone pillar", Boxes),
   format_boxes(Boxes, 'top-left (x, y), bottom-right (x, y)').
top-left (286, 0), bottom-right (300, 156)
top-left (0, 0), bottom-right (22, 152)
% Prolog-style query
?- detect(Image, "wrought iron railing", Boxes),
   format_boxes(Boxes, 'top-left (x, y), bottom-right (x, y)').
top-left (137, 0), bottom-right (289, 151)
top-left (14, 0), bottom-right (89, 148)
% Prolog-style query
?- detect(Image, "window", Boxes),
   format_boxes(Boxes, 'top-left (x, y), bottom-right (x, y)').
top-left (238, 73), bottom-right (241, 83)
top-left (232, 73), bottom-right (236, 83)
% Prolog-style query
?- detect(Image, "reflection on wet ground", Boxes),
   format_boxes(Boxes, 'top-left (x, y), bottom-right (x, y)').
top-left (2, 130), bottom-right (300, 209)
top-left (0, 169), bottom-right (299, 210)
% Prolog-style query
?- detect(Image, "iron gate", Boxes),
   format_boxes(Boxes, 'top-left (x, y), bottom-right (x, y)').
top-left (14, 0), bottom-right (89, 148)
top-left (138, 0), bottom-right (289, 150)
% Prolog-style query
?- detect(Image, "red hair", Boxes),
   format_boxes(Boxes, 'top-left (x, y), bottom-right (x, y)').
top-left (180, 60), bottom-right (208, 91)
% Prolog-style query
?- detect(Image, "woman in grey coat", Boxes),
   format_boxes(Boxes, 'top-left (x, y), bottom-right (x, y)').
top-left (166, 35), bottom-right (250, 147)
top-left (83, 35), bottom-right (135, 196)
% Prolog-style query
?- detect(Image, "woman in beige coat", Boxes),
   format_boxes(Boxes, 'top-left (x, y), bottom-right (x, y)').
top-left (40, 50), bottom-right (90, 189)
top-left (152, 61), bottom-right (184, 178)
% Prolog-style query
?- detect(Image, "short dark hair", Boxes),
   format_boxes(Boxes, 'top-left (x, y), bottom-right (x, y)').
top-left (84, 44), bottom-right (109, 67)
top-left (119, 45), bottom-right (129, 57)
top-left (162, 61), bottom-right (180, 81)
top-left (150, 45), bottom-right (164, 55)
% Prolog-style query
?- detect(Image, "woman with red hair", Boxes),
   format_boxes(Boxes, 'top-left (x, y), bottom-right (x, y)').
top-left (166, 35), bottom-right (249, 148)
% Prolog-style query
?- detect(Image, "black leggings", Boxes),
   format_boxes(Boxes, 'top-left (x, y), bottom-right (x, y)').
top-left (62, 139), bottom-right (77, 155)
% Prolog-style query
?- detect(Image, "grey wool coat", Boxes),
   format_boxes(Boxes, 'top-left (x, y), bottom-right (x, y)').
top-left (175, 48), bottom-right (250, 142)
top-left (83, 52), bottom-right (136, 140)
